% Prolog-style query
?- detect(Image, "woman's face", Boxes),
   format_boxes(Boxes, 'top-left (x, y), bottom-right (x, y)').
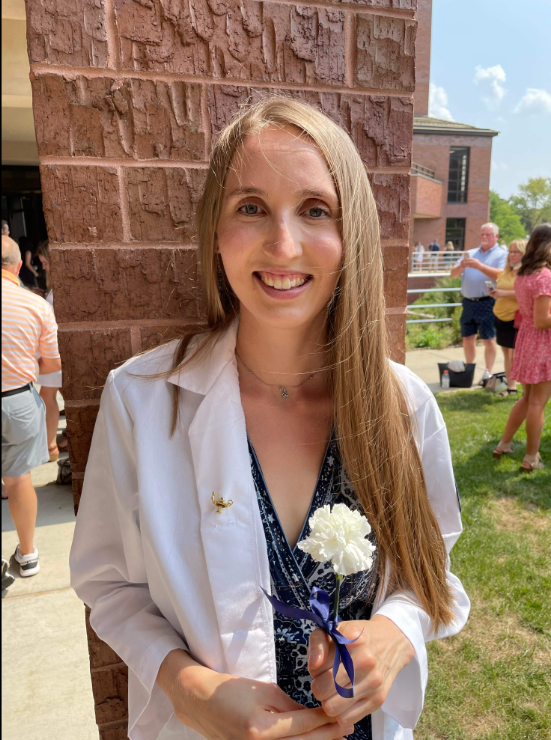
top-left (216, 125), bottom-right (342, 333)
top-left (508, 246), bottom-right (522, 267)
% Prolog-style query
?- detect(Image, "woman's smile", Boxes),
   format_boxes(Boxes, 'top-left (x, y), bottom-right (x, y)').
top-left (254, 270), bottom-right (313, 298)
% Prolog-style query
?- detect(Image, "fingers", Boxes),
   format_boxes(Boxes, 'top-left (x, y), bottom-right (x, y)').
top-left (308, 629), bottom-right (334, 679)
top-left (261, 706), bottom-right (338, 739)
top-left (286, 718), bottom-right (355, 740)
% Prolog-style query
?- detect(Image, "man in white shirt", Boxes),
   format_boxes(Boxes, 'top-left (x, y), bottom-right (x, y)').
top-left (450, 223), bottom-right (508, 380)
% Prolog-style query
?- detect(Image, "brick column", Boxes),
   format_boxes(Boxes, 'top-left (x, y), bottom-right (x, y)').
top-left (26, 0), bottom-right (415, 735)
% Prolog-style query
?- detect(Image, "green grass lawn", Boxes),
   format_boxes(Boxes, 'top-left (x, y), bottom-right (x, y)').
top-left (417, 391), bottom-right (550, 740)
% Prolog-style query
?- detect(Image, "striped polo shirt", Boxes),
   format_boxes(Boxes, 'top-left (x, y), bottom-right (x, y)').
top-left (1, 269), bottom-right (60, 392)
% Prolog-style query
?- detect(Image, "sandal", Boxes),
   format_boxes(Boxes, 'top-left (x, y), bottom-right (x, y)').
top-left (48, 444), bottom-right (59, 462)
top-left (493, 441), bottom-right (514, 459)
top-left (520, 453), bottom-right (545, 472)
top-left (498, 389), bottom-right (518, 398)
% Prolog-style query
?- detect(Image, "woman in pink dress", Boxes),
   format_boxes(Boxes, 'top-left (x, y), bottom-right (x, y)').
top-left (493, 223), bottom-right (551, 471)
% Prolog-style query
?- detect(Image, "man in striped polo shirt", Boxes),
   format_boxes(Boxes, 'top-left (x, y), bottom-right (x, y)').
top-left (2, 235), bottom-right (61, 581)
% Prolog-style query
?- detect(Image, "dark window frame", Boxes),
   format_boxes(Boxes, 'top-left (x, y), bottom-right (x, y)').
top-left (447, 147), bottom-right (470, 204)
top-left (446, 217), bottom-right (466, 252)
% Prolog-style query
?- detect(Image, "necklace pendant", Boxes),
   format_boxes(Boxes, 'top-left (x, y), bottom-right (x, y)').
top-left (280, 388), bottom-right (289, 398)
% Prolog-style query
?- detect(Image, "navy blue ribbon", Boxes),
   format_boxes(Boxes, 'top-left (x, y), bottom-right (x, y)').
top-left (262, 586), bottom-right (359, 698)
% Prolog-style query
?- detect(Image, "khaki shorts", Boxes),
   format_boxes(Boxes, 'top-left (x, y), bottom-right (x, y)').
top-left (2, 386), bottom-right (49, 477)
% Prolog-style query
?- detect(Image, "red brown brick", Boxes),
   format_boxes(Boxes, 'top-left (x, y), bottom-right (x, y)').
top-left (355, 14), bottom-right (416, 91)
top-left (383, 245), bottom-right (409, 308)
top-left (385, 313), bottom-right (406, 363)
top-left (26, 0), bottom-right (109, 68)
top-left (59, 328), bottom-right (133, 400)
top-left (64, 404), bottom-right (99, 473)
top-left (40, 165), bottom-right (124, 244)
top-left (31, 74), bottom-right (207, 161)
top-left (140, 323), bottom-right (197, 353)
top-left (125, 167), bottom-right (207, 243)
top-left (85, 609), bottom-right (124, 670)
top-left (115, 0), bottom-right (345, 87)
top-left (99, 722), bottom-right (129, 740)
top-left (370, 173), bottom-right (410, 240)
top-left (337, 0), bottom-right (415, 5)
top-left (72, 477), bottom-right (84, 516)
top-left (208, 86), bottom-right (412, 168)
top-left (50, 247), bottom-right (203, 323)
top-left (91, 664), bottom-right (129, 725)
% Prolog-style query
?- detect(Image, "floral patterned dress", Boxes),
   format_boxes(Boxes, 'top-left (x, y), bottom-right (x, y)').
top-left (510, 267), bottom-right (551, 384)
top-left (249, 437), bottom-right (378, 740)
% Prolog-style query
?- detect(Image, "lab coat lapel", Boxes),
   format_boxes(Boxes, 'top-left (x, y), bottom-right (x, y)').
top-left (184, 327), bottom-right (276, 683)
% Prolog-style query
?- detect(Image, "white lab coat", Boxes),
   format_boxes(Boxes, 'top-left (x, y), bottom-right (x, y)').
top-left (70, 321), bottom-right (470, 740)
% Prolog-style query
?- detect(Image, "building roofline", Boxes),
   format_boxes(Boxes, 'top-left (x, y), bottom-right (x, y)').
top-left (413, 116), bottom-right (499, 137)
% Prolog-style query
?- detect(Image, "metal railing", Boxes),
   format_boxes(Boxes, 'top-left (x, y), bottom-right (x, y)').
top-left (411, 163), bottom-right (438, 179)
top-left (410, 249), bottom-right (466, 273)
top-left (406, 251), bottom-right (465, 325)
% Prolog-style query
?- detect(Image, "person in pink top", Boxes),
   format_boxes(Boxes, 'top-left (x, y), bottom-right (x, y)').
top-left (493, 223), bottom-right (551, 471)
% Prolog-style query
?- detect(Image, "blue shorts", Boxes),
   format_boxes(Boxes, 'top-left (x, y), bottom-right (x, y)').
top-left (460, 297), bottom-right (496, 340)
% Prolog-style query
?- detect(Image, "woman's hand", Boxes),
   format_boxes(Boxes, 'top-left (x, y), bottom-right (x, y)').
top-left (489, 288), bottom-right (507, 298)
top-left (157, 649), bottom-right (353, 740)
top-left (308, 615), bottom-right (415, 727)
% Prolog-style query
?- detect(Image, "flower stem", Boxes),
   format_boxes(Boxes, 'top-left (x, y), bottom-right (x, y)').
top-left (332, 574), bottom-right (343, 621)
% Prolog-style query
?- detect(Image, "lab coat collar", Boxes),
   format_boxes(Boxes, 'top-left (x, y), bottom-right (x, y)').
top-left (166, 319), bottom-right (239, 397)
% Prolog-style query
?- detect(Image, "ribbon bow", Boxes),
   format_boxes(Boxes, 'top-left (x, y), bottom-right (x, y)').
top-left (262, 586), bottom-right (360, 698)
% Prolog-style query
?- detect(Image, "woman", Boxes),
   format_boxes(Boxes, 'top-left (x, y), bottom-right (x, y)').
top-left (70, 98), bottom-right (469, 740)
top-left (413, 241), bottom-right (424, 271)
top-left (18, 236), bottom-right (40, 290)
top-left (489, 239), bottom-right (526, 396)
top-left (444, 241), bottom-right (455, 268)
top-left (35, 240), bottom-right (66, 460)
top-left (494, 223), bottom-right (551, 470)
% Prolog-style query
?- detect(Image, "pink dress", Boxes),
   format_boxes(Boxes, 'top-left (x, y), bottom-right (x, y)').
top-left (510, 268), bottom-right (551, 384)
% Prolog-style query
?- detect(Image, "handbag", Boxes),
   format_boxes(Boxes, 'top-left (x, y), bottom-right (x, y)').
top-left (484, 372), bottom-right (508, 393)
top-left (56, 457), bottom-right (72, 485)
top-left (513, 310), bottom-right (522, 329)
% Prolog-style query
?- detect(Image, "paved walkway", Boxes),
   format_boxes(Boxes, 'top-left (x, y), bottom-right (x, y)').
top-left (406, 343), bottom-right (505, 396)
top-left (1, 345), bottom-right (504, 738)
top-left (1, 402), bottom-right (97, 740)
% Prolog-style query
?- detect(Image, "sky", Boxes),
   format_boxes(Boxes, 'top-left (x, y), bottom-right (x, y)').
top-left (429, 0), bottom-right (551, 199)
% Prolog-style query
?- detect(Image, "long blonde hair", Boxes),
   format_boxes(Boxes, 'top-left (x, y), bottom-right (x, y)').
top-left (503, 238), bottom-right (527, 274)
top-left (168, 97), bottom-right (454, 628)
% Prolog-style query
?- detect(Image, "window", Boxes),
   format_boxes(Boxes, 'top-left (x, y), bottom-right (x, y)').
top-left (447, 147), bottom-right (470, 203)
top-left (446, 218), bottom-right (466, 251)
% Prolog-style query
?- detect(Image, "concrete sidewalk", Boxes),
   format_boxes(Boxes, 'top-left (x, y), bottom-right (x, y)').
top-left (1, 401), bottom-right (97, 740)
top-left (1, 347), bottom-right (503, 738)
top-left (406, 342), bottom-right (505, 396)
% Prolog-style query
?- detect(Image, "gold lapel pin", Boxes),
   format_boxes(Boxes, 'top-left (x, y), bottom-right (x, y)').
top-left (211, 492), bottom-right (234, 514)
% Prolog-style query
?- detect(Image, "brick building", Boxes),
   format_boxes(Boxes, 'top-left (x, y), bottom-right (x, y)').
top-left (411, 0), bottom-right (498, 254)
top-left (14, 0), bottom-right (418, 736)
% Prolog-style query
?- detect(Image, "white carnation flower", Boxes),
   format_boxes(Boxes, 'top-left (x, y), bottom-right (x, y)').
top-left (297, 503), bottom-right (376, 577)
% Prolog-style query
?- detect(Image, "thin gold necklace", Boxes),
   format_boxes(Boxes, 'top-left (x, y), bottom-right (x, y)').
top-left (235, 352), bottom-right (316, 399)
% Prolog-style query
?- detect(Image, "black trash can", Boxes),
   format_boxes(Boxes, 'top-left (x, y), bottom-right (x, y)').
top-left (438, 363), bottom-right (476, 388)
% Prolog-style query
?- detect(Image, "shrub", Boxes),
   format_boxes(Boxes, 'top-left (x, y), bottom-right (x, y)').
top-left (406, 277), bottom-right (462, 349)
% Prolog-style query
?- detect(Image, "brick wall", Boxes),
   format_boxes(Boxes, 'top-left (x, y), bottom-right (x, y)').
top-left (413, 0), bottom-right (431, 115)
top-left (26, 0), bottom-right (417, 735)
top-left (411, 133), bottom-right (493, 252)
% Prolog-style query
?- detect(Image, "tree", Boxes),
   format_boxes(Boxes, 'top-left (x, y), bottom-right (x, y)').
top-left (489, 190), bottom-right (526, 244)
top-left (509, 177), bottom-right (551, 233)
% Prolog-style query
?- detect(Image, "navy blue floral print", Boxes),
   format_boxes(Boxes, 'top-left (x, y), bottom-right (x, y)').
top-left (249, 437), bottom-right (378, 740)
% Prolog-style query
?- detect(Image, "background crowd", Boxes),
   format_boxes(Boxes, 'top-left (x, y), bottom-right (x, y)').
top-left (449, 221), bottom-right (551, 471)
top-left (1, 225), bottom-right (65, 593)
